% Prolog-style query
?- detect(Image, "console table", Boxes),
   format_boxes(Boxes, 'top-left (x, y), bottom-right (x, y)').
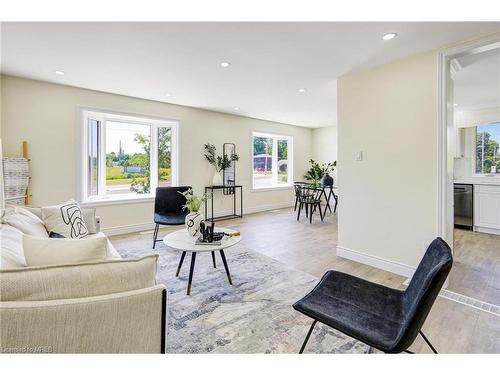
top-left (204, 185), bottom-right (243, 221)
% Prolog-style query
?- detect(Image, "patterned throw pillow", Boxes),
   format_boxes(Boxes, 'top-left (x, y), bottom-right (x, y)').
top-left (41, 199), bottom-right (89, 239)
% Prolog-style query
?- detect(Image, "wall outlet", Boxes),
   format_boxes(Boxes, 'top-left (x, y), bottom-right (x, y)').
top-left (355, 151), bottom-right (363, 161)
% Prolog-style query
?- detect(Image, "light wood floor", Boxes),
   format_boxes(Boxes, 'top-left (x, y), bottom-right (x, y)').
top-left (110, 207), bottom-right (499, 353)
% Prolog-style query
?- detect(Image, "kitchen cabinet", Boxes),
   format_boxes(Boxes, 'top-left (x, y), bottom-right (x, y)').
top-left (474, 184), bottom-right (500, 234)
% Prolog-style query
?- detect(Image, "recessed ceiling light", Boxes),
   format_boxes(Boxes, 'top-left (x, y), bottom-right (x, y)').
top-left (220, 61), bottom-right (231, 68)
top-left (55, 70), bottom-right (65, 75)
top-left (234, 107), bottom-right (240, 110)
top-left (166, 93), bottom-right (171, 97)
top-left (453, 103), bottom-right (458, 107)
top-left (382, 33), bottom-right (398, 41)
top-left (298, 88), bottom-right (306, 93)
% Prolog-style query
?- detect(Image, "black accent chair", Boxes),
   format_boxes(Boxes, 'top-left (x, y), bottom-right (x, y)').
top-left (296, 185), bottom-right (324, 223)
top-left (293, 238), bottom-right (453, 353)
top-left (152, 186), bottom-right (191, 249)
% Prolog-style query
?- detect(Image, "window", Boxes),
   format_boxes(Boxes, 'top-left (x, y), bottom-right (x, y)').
top-left (475, 122), bottom-right (500, 174)
top-left (80, 110), bottom-right (179, 203)
top-left (252, 132), bottom-right (293, 189)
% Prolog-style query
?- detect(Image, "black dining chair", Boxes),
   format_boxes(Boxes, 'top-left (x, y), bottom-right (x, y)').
top-left (152, 186), bottom-right (191, 249)
top-left (293, 237), bottom-right (453, 353)
top-left (293, 182), bottom-right (309, 211)
top-left (296, 185), bottom-right (324, 223)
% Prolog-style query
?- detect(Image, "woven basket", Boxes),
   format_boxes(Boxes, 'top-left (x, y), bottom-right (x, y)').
top-left (2, 157), bottom-right (29, 206)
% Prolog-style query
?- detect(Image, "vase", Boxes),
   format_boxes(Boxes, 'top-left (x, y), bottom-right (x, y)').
top-left (185, 211), bottom-right (203, 237)
top-left (212, 171), bottom-right (223, 186)
top-left (321, 173), bottom-right (334, 187)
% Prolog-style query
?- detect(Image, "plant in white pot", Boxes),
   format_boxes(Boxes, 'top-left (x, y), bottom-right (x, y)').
top-left (179, 189), bottom-right (208, 237)
top-left (204, 143), bottom-right (239, 186)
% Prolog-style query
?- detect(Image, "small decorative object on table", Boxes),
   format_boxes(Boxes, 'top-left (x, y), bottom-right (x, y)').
top-left (204, 143), bottom-right (239, 187)
top-left (179, 188), bottom-right (208, 237)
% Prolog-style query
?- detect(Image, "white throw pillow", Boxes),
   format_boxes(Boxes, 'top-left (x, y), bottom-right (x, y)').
top-left (3, 206), bottom-right (49, 238)
top-left (41, 199), bottom-right (89, 239)
top-left (23, 234), bottom-right (108, 267)
top-left (0, 224), bottom-right (27, 269)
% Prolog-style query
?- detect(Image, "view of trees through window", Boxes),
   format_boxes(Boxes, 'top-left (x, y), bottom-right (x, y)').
top-left (252, 133), bottom-right (291, 188)
top-left (476, 122), bottom-right (500, 174)
top-left (104, 121), bottom-right (172, 196)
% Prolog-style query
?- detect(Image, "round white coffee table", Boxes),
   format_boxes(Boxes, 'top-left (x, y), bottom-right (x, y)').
top-left (163, 227), bottom-right (242, 295)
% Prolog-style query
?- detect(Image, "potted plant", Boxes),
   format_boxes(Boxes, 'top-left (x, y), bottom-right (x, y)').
top-left (204, 143), bottom-right (239, 186)
top-left (179, 189), bottom-right (208, 237)
top-left (304, 159), bottom-right (337, 187)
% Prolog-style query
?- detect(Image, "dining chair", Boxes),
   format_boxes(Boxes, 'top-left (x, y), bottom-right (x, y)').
top-left (296, 185), bottom-right (324, 223)
top-left (293, 237), bottom-right (453, 353)
top-left (152, 186), bottom-right (191, 248)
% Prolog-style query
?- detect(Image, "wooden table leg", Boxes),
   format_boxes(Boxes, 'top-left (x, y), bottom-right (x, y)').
top-left (219, 250), bottom-right (232, 285)
top-left (187, 252), bottom-right (197, 295)
top-left (176, 251), bottom-right (186, 277)
top-left (211, 251), bottom-right (217, 268)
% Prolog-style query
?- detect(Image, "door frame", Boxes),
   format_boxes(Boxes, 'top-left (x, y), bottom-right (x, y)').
top-left (437, 33), bottom-right (500, 250)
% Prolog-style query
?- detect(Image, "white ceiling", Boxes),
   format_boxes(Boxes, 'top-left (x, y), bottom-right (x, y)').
top-left (1, 22), bottom-right (499, 128)
top-left (454, 47), bottom-right (500, 109)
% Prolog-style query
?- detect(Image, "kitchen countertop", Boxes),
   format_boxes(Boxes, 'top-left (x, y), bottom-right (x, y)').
top-left (454, 177), bottom-right (500, 186)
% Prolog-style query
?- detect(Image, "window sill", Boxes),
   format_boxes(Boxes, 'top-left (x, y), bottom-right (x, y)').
top-left (80, 195), bottom-right (155, 207)
top-left (251, 185), bottom-right (293, 193)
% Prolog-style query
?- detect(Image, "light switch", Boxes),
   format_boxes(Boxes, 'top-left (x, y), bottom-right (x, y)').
top-left (355, 151), bottom-right (363, 161)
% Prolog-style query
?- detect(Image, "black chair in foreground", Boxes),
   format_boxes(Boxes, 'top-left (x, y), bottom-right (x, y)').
top-left (152, 186), bottom-right (191, 249)
top-left (293, 238), bottom-right (453, 353)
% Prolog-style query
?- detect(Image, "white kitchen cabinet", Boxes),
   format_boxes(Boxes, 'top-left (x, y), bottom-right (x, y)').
top-left (474, 184), bottom-right (500, 234)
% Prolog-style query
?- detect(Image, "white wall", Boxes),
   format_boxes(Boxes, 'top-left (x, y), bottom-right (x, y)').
top-left (337, 51), bottom-right (439, 276)
top-left (0, 75), bottom-right (313, 232)
top-left (311, 126), bottom-right (338, 181)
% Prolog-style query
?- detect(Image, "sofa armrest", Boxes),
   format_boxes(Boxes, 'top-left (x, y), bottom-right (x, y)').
top-left (0, 284), bottom-right (167, 353)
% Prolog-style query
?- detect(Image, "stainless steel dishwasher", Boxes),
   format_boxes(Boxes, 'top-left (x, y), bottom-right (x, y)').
top-left (454, 183), bottom-right (473, 230)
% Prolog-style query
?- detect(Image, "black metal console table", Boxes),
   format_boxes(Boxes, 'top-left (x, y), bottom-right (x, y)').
top-left (204, 185), bottom-right (243, 222)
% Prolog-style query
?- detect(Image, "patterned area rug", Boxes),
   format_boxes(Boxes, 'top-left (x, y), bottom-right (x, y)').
top-left (117, 241), bottom-right (369, 354)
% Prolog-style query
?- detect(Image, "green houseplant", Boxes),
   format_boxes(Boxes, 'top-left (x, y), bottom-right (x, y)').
top-left (179, 188), bottom-right (208, 237)
top-left (304, 159), bottom-right (336, 187)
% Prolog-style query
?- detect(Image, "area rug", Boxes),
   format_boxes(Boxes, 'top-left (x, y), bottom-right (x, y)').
top-left (116, 240), bottom-right (369, 354)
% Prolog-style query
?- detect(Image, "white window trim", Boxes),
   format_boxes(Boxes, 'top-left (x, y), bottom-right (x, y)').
top-left (251, 131), bottom-right (294, 191)
top-left (78, 108), bottom-right (180, 205)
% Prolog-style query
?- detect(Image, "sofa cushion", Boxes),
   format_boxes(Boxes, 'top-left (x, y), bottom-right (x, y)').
top-left (87, 232), bottom-right (121, 259)
top-left (41, 199), bottom-right (89, 238)
top-left (23, 234), bottom-right (108, 267)
top-left (0, 224), bottom-right (27, 269)
top-left (0, 255), bottom-right (158, 301)
top-left (25, 205), bottom-right (99, 234)
top-left (3, 206), bottom-right (49, 238)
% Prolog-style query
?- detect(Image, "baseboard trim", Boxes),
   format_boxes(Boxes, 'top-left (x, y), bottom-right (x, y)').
top-left (336, 246), bottom-right (416, 278)
top-left (102, 201), bottom-right (295, 236)
top-left (102, 222), bottom-right (154, 236)
top-left (475, 226), bottom-right (500, 235)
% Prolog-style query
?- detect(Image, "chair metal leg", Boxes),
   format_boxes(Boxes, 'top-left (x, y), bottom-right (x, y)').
top-left (404, 350), bottom-right (415, 354)
top-left (297, 202), bottom-right (303, 221)
top-left (176, 251), bottom-right (186, 277)
top-left (152, 223), bottom-right (159, 249)
top-left (419, 331), bottom-right (438, 353)
top-left (294, 196), bottom-right (299, 211)
top-left (187, 252), bottom-right (197, 295)
top-left (211, 251), bottom-right (217, 268)
top-left (299, 320), bottom-right (317, 354)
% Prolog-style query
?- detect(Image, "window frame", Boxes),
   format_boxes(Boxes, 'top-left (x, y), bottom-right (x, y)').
top-left (79, 108), bottom-right (180, 205)
top-left (251, 131), bottom-right (294, 191)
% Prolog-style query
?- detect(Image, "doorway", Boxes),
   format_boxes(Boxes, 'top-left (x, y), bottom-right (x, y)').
top-left (439, 35), bottom-right (500, 306)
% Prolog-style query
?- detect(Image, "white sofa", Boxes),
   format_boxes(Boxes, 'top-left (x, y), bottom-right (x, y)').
top-left (0, 206), bottom-right (166, 353)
